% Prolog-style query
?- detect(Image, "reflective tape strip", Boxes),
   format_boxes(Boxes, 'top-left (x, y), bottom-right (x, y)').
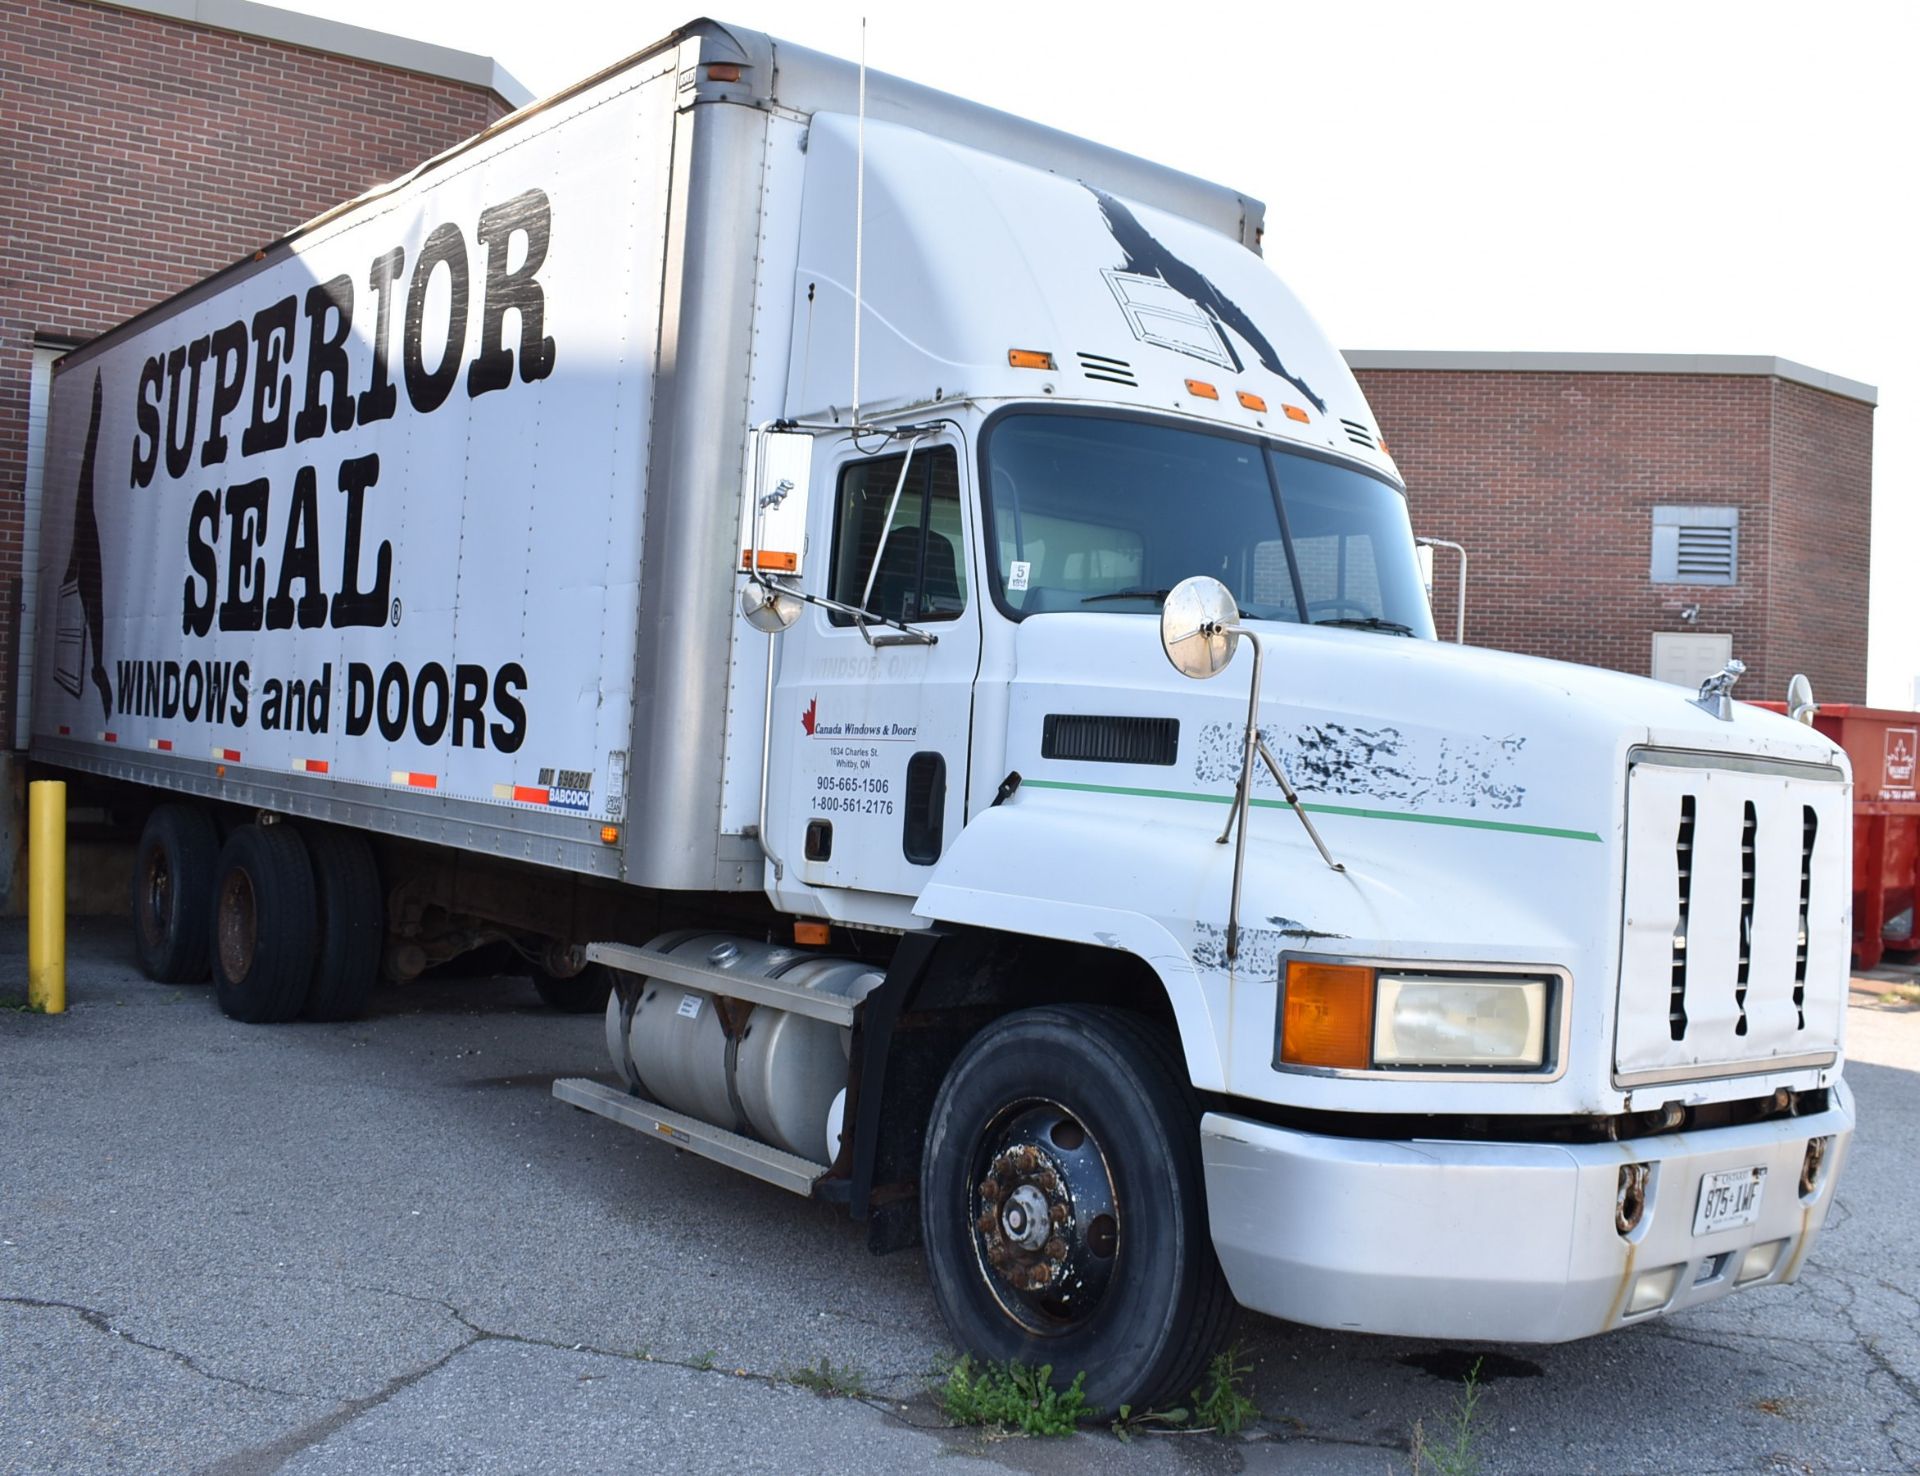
top-left (101, 731), bottom-right (118, 743)
top-left (149, 738), bottom-right (173, 752)
top-left (56, 725), bottom-right (70, 736)
top-left (211, 746), bottom-right (241, 762)
top-left (391, 771), bottom-right (437, 790)
top-left (492, 783), bottom-right (551, 805)
top-left (292, 758), bottom-right (329, 775)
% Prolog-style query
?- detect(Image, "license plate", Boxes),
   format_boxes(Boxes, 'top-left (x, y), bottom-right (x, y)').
top-left (1693, 1165), bottom-right (1767, 1236)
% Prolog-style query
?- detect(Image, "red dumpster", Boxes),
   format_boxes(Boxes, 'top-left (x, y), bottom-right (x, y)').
top-left (1754, 702), bottom-right (1920, 969)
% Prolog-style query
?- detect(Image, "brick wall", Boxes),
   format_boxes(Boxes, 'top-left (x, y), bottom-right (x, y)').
top-left (0, 0), bottom-right (509, 748)
top-left (1356, 368), bottom-right (1868, 700)
top-left (1767, 382), bottom-right (1874, 702)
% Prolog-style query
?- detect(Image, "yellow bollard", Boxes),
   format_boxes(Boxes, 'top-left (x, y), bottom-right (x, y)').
top-left (28, 779), bottom-right (66, 1014)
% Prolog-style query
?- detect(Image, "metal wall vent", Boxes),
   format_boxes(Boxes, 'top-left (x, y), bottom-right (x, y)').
top-left (1652, 506), bottom-right (1739, 586)
top-left (1077, 352), bottom-right (1138, 387)
top-left (1675, 526), bottom-right (1737, 582)
top-left (1041, 714), bottom-right (1178, 767)
top-left (1339, 418), bottom-right (1375, 449)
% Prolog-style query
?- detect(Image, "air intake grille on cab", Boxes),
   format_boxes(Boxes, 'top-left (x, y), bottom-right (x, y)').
top-left (1042, 714), bottom-right (1178, 767)
top-left (1077, 352), bottom-right (1138, 387)
top-left (1339, 418), bottom-right (1376, 449)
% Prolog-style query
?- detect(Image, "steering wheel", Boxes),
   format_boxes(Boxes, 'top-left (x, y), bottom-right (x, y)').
top-left (1305, 598), bottom-right (1374, 620)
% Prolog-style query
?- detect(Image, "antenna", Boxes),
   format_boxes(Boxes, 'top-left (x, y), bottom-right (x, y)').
top-left (852, 15), bottom-right (865, 429)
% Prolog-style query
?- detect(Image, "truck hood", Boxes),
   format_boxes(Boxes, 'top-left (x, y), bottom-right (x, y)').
top-left (1003, 615), bottom-right (1845, 843)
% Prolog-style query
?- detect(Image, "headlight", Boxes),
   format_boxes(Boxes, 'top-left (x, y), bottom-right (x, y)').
top-left (1276, 960), bottom-right (1555, 1072)
top-left (1372, 974), bottom-right (1549, 1068)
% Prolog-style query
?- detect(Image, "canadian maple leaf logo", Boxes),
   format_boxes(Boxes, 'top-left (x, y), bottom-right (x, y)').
top-left (801, 697), bottom-right (818, 736)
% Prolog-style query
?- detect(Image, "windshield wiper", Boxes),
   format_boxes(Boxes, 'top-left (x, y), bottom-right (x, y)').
top-left (1080, 587), bottom-right (1174, 605)
top-left (1313, 616), bottom-right (1417, 637)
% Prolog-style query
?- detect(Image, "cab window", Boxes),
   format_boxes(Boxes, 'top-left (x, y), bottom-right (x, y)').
top-left (827, 447), bottom-right (967, 625)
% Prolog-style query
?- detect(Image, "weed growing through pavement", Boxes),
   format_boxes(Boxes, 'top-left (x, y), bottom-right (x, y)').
top-left (787, 1357), bottom-right (870, 1398)
top-left (692, 1349), bottom-right (717, 1372)
top-left (936, 1356), bottom-right (1095, 1436)
top-left (1409, 1357), bottom-right (1485, 1476)
top-left (1192, 1344), bottom-right (1261, 1434)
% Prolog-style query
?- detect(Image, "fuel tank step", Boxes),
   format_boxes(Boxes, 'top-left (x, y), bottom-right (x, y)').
top-left (552, 1077), bottom-right (829, 1196)
top-left (584, 941), bottom-right (859, 1026)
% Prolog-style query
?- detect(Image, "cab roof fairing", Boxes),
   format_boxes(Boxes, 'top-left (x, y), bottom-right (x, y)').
top-left (781, 116), bottom-right (1397, 478)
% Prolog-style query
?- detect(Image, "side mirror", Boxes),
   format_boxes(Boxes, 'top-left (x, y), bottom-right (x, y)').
top-left (1160, 576), bottom-right (1241, 679)
top-left (1787, 673), bottom-right (1818, 725)
top-left (741, 579), bottom-right (802, 633)
top-left (742, 428), bottom-right (814, 579)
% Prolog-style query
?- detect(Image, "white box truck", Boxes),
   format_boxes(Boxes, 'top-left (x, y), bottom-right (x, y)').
top-left (31, 19), bottom-right (1854, 1407)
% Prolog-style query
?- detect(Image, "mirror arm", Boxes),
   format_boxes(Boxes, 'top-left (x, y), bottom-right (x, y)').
top-left (856, 433), bottom-right (925, 621)
top-left (1212, 625), bottom-right (1343, 963)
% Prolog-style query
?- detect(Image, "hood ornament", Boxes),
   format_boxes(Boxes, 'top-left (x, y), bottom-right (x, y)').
top-left (1692, 658), bottom-right (1747, 721)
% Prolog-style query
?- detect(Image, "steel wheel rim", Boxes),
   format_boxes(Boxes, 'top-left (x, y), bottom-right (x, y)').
top-left (967, 1098), bottom-right (1120, 1335)
top-left (217, 869), bottom-right (257, 982)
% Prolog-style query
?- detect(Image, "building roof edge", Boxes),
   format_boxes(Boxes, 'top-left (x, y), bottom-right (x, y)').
top-left (98, 0), bottom-right (535, 108)
top-left (1340, 350), bottom-right (1877, 407)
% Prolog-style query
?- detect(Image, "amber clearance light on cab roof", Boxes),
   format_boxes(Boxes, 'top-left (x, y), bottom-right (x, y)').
top-left (1185, 378), bottom-right (1219, 400)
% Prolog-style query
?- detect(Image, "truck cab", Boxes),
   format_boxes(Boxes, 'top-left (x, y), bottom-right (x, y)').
top-left (704, 87), bottom-right (1852, 1401)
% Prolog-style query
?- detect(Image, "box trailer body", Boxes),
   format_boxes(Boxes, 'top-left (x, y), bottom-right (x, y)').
top-left (32, 19), bottom-right (1855, 1407)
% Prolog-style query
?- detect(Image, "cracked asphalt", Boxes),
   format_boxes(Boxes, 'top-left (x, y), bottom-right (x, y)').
top-left (3, 916), bottom-right (1918, 1474)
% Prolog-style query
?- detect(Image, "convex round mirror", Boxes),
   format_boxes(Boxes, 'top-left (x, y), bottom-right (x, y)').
top-left (1160, 576), bottom-right (1240, 679)
top-left (1786, 672), bottom-right (1817, 725)
top-left (742, 579), bottom-right (802, 633)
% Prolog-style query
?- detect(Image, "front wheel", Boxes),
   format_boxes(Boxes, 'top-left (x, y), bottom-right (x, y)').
top-left (919, 1006), bottom-right (1233, 1410)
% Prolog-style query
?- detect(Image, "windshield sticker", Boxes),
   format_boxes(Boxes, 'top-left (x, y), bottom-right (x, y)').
top-left (1086, 186), bottom-right (1326, 414)
top-left (1193, 721), bottom-right (1528, 812)
top-left (1007, 560), bottom-right (1031, 593)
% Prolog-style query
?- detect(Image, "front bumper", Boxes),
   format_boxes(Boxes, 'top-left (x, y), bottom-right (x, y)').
top-left (1200, 1084), bottom-right (1852, 1342)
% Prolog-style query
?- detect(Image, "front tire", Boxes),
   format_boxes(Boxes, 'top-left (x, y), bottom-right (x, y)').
top-left (210, 823), bottom-right (317, 1024)
top-left (920, 1005), bottom-right (1233, 1410)
top-left (131, 803), bottom-right (220, 982)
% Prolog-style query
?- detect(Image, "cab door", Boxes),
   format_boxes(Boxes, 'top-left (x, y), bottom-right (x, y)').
top-left (767, 433), bottom-right (980, 900)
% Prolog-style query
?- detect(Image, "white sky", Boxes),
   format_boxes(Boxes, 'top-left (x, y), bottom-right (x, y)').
top-left (294, 0), bottom-right (1914, 701)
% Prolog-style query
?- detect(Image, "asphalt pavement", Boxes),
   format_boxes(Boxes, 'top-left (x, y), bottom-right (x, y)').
top-left (3, 917), bottom-right (1917, 1475)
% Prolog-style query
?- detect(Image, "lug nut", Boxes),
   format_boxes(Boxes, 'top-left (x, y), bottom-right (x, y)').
top-left (1049, 1202), bottom-right (1069, 1225)
top-left (1045, 1237), bottom-right (1068, 1262)
top-left (977, 1213), bottom-right (997, 1236)
top-left (979, 1179), bottom-right (1001, 1201)
top-left (1028, 1263), bottom-right (1053, 1287)
top-left (1037, 1170), bottom-right (1058, 1194)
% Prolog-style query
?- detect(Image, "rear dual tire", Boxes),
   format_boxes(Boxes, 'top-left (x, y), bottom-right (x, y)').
top-left (131, 804), bottom-right (222, 982)
top-left (211, 824), bottom-right (317, 1024)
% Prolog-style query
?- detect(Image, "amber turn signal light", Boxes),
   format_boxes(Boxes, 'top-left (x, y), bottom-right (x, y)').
top-left (794, 921), bottom-right (830, 946)
top-left (1007, 349), bottom-right (1055, 370)
top-left (1280, 960), bottom-right (1375, 1069)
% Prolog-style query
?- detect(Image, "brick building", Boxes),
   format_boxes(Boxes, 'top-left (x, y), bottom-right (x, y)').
top-left (0, 0), bottom-right (526, 905)
top-left (1348, 352), bottom-right (1877, 705)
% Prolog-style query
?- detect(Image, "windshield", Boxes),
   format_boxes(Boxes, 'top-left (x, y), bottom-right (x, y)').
top-left (981, 411), bottom-right (1435, 638)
